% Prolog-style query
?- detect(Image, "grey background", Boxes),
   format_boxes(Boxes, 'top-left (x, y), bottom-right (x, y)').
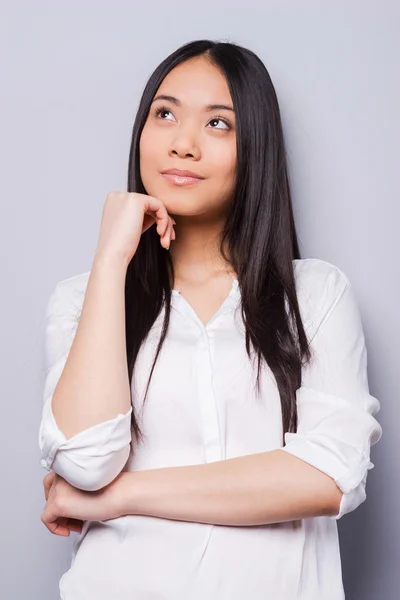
top-left (1, 1), bottom-right (398, 598)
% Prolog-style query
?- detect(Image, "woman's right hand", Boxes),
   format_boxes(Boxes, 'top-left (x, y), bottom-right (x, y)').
top-left (94, 191), bottom-right (176, 265)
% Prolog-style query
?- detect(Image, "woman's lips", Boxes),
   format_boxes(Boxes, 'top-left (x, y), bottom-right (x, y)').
top-left (161, 173), bottom-right (204, 186)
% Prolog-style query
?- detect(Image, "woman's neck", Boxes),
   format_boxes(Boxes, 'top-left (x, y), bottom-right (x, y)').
top-left (168, 214), bottom-right (235, 287)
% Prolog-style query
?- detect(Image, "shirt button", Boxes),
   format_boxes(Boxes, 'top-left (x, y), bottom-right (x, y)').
top-left (40, 459), bottom-right (47, 468)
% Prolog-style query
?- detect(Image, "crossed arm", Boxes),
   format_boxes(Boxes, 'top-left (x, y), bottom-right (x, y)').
top-left (113, 449), bottom-right (343, 526)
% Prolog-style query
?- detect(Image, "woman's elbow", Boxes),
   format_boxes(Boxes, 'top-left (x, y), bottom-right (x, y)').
top-left (49, 444), bottom-right (131, 491)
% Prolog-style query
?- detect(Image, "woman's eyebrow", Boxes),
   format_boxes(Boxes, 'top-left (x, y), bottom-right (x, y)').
top-left (151, 94), bottom-right (235, 113)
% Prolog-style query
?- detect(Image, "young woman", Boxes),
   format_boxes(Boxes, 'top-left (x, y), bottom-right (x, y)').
top-left (39, 39), bottom-right (382, 599)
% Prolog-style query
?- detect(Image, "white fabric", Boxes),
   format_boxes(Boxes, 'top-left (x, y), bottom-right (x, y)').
top-left (38, 258), bottom-right (382, 600)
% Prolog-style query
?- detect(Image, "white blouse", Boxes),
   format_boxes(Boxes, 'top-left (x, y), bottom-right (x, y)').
top-left (38, 258), bottom-right (382, 600)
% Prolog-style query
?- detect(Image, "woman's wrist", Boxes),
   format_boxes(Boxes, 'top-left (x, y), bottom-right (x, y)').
top-left (110, 472), bottom-right (138, 518)
top-left (92, 249), bottom-right (130, 274)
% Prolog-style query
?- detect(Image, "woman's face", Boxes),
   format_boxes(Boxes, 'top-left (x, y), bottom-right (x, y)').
top-left (139, 57), bottom-right (237, 219)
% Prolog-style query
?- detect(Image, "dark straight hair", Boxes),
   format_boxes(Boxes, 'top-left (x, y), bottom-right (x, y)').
top-left (125, 39), bottom-right (312, 446)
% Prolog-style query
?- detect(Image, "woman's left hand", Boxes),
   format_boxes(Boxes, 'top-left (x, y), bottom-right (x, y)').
top-left (41, 471), bottom-right (124, 536)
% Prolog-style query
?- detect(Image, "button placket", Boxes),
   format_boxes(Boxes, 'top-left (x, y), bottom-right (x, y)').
top-left (170, 281), bottom-right (241, 465)
top-left (195, 326), bottom-right (222, 464)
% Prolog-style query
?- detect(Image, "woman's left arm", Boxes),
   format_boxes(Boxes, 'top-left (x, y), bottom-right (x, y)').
top-left (42, 444), bottom-right (343, 533)
top-left (115, 448), bottom-right (342, 526)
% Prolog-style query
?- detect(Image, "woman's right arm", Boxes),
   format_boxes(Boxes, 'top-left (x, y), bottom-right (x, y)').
top-left (51, 254), bottom-right (131, 440)
top-left (38, 255), bottom-right (133, 492)
top-left (38, 192), bottom-right (176, 491)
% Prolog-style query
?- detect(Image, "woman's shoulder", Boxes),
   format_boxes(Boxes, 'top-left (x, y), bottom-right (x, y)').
top-left (47, 270), bottom-right (90, 316)
top-left (293, 257), bottom-right (350, 289)
top-left (292, 258), bottom-right (352, 339)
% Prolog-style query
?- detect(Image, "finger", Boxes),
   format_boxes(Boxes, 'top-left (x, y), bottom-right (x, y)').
top-left (43, 472), bottom-right (55, 501)
top-left (54, 525), bottom-right (70, 536)
top-left (41, 505), bottom-right (69, 537)
top-left (43, 471), bottom-right (55, 485)
top-left (143, 197), bottom-right (169, 232)
top-left (169, 217), bottom-right (176, 241)
top-left (144, 200), bottom-right (171, 243)
top-left (168, 219), bottom-right (175, 244)
top-left (67, 518), bottom-right (84, 533)
top-left (169, 218), bottom-right (176, 242)
top-left (156, 215), bottom-right (170, 241)
top-left (161, 217), bottom-right (175, 248)
top-left (42, 515), bottom-right (70, 536)
top-left (142, 196), bottom-right (174, 248)
top-left (44, 478), bottom-right (53, 501)
top-left (57, 517), bottom-right (72, 536)
top-left (150, 213), bottom-right (169, 244)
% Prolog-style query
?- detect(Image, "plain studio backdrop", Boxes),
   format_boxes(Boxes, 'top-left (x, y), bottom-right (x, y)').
top-left (1, 1), bottom-right (398, 598)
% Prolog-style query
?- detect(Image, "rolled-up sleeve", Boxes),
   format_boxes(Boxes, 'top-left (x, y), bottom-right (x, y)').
top-left (38, 279), bottom-right (133, 491)
top-left (280, 269), bottom-right (382, 520)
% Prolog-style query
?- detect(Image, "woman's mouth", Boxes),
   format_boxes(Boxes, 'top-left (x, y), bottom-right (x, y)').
top-left (161, 173), bottom-right (204, 186)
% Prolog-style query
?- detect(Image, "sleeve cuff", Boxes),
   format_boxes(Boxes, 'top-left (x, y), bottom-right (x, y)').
top-left (281, 433), bottom-right (375, 520)
top-left (39, 399), bottom-right (133, 491)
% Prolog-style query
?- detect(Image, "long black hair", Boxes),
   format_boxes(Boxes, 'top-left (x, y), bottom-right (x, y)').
top-left (125, 39), bottom-right (312, 446)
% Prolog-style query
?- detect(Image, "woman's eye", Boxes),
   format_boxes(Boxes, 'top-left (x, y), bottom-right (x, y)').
top-left (208, 118), bottom-right (230, 130)
top-left (156, 108), bottom-right (174, 121)
top-left (154, 107), bottom-right (230, 130)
